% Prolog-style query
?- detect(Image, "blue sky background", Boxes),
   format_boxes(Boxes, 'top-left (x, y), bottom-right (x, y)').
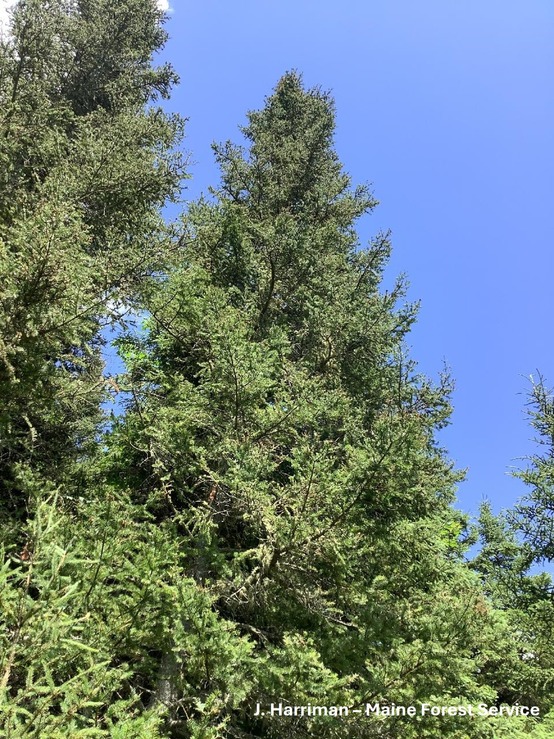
top-left (157, 0), bottom-right (553, 518)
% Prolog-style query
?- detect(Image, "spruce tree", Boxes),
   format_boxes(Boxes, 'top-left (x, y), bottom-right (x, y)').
top-left (513, 379), bottom-right (554, 562)
top-left (470, 381), bottom-right (554, 736)
top-left (0, 0), bottom-right (184, 516)
top-left (105, 73), bottom-right (501, 737)
top-left (0, 1), bottom-right (186, 734)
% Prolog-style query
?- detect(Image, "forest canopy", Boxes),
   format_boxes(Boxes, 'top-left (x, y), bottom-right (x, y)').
top-left (0, 2), bottom-right (553, 738)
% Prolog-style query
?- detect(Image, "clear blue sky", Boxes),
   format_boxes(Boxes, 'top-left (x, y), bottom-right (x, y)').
top-left (158, 0), bottom-right (554, 517)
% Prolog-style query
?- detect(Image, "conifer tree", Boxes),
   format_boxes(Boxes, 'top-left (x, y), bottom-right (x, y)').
top-left (470, 381), bottom-right (554, 736)
top-left (0, 0), bottom-right (184, 517)
top-left (513, 379), bottom-right (554, 562)
top-left (0, 1), bottom-right (186, 734)
top-left (106, 73), bottom-right (502, 737)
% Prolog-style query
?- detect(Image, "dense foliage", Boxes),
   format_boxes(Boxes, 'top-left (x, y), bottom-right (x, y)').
top-left (1, 2), bottom-right (553, 737)
top-left (0, 0), bottom-right (183, 510)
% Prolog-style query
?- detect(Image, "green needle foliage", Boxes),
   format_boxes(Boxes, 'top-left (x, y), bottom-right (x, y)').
top-left (101, 73), bottom-right (508, 737)
top-left (513, 379), bottom-right (554, 563)
top-left (0, 0), bottom-right (185, 516)
top-left (1, 3), bottom-right (553, 737)
top-left (470, 380), bottom-right (554, 737)
top-left (0, 0), bottom-right (184, 734)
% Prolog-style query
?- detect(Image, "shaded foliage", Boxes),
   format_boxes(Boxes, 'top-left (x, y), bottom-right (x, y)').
top-left (0, 0), bottom-right (185, 518)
